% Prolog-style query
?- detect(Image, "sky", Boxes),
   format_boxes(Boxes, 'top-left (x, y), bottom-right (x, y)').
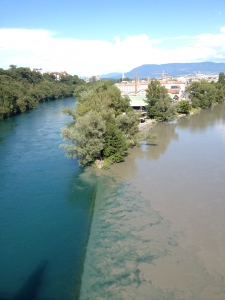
top-left (0, 0), bottom-right (225, 76)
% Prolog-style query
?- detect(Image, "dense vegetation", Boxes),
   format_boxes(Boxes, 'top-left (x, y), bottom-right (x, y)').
top-left (0, 67), bottom-right (83, 119)
top-left (186, 72), bottom-right (225, 109)
top-left (145, 80), bottom-right (177, 121)
top-left (60, 80), bottom-right (140, 167)
top-left (145, 73), bottom-right (225, 121)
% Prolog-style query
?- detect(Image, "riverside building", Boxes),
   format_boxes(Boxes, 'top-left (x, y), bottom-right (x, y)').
top-left (115, 77), bottom-right (186, 101)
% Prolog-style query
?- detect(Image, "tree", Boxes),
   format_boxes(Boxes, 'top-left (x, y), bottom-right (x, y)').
top-left (145, 80), bottom-right (162, 108)
top-left (186, 80), bottom-right (217, 109)
top-left (145, 80), bottom-right (177, 121)
top-left (60, 111), bottom-right (106, 166)
top-left (61, 80), bottom-right (139, 167)
top-left (177, 100), bottom-right (191, 114)
top-left (0, 66), bottom-right (84, 119)
top-left (115, 111), bottom-right (138, 136)
top-left (103, 123), bottom-right (127, 163)
top-left (9, 64), bottom-right (17, 70)
top-left (218, 72), bottom-right (225, 86)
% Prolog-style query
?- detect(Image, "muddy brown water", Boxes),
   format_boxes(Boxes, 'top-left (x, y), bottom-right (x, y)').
top-left (79, 103), bottom-right (225, 300)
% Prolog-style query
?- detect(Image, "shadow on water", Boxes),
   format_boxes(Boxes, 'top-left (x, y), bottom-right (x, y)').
top-left (0, 261), bottom-right (49, 300)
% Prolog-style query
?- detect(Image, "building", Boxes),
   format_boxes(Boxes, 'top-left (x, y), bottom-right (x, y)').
top-left (115, 77), bottom-right (186, 101)
top-left (85, 75), bottom-right (101, 83)
top-left (128, 95), bottom-right (147, 123)
top-left (43, 71), bottom-right (68, 80)
top-left (115, 71), bottom-right (219, 103)
top-left (115, 78), bottom-right (150, 95)
top-left (32, 68), bottom-right (42, 74)
top-left (159, 80), bottom-right (186, 102)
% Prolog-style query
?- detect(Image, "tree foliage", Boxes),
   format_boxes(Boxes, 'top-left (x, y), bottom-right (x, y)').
top-left (145, 80), bottom-right (177, 121)
top-left (0, 67), bottom-right (84, 119)
top-left (61, 80), bottom-right (139, 166)
top-left (103, 123), bottom-right (127, 162)
top-left (60, 111), bottom-right (106, 166)
top-left (186, 75), bottom-right (225, 109)
top-left (177, 100), bottom-right (191, 114)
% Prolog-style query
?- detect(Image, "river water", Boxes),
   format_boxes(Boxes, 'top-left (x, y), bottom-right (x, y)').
top-left (0, 97), bottom-right (97, 300)
top-left (0, 99), bottom-right (225, 300)
top-left (79, 103), bottom-right (225, 300)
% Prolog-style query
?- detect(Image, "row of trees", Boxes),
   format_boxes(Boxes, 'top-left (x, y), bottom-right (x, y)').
top-left (145, 72), bottom-right (225, 121)
top-left (61, 73), bottom-right (225, 167)
top-left (0, 67), bottom-right (84, 119)
top-left (145, 80), bottom-right (177, 121)
top-left (60, 80), bottom-right (140, 167)
top-left (186, 72), bottom-right (225, 109)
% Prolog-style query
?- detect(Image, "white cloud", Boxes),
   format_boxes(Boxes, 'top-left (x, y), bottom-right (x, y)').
top-left (0, 27), bottom-right (225, 76)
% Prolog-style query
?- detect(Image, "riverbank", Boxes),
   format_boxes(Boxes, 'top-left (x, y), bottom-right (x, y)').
top-left (0, 67), bottom-right (83, 120)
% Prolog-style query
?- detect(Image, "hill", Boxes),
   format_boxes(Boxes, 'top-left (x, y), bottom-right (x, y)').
top-left (0, 67), bottom-right (84, 119)
top-left (102, 62), bottom-right (225, 79)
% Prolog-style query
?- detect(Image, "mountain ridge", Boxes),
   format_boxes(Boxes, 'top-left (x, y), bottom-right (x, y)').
top-left (101, 62), bottom-right (225, 79)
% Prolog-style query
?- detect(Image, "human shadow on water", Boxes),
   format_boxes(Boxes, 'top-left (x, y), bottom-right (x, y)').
top-left (0, 260), bottom-right (51, 300)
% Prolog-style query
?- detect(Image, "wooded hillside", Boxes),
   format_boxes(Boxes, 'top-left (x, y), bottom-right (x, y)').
top-left (0, 67), bottom-right (84, 119)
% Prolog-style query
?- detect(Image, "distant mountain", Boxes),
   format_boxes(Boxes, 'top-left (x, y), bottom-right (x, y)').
top-left (102, 62), bottom-right (225, 79)
top-left (101, 72), bottom-right (122, 78)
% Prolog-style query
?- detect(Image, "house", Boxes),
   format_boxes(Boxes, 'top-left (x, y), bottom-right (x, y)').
top-left (115, 79), bottom-right (150, 95)
top-left (85, 75), bottom-right (101, 83)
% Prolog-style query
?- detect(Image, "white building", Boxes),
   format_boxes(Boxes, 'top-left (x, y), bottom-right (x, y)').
top-left (115, 79), bottom-right (150, 95)
top-left (115, 78), bottom-right (186, 100)
top-left (85, 75), bottom-right (101, 83)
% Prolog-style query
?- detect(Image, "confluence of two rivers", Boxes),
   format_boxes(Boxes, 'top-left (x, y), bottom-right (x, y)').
top-left (0, 97), bottom-right (225, 300)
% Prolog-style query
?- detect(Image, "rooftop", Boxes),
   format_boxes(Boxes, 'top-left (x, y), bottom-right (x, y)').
top-left (128, 95), bottom-right (147, 107)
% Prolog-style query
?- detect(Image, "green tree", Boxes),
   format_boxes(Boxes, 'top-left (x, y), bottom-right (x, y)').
top-left (145, 80), bottom-right (162, 108)
top-left (61, 80), bottom-right (139, 167)
top-left (145, 80), bottom-right (176, 121)
top-left (0, 67), bottom-right (84, 119)
top-left (115, 111), bottom-right (138, 136)
top-left (9, 64), bottom-right (17, 70)
top-left (177, 100), bottom-right (191, 114)
top-left (218, 72), bottom-right (225, 86)
top-left (186, 80), bottom-right (217, 109)
top-left (103, 123), bottom-right (127, 163)
top-left (60, 111), bottom-right (106, 166)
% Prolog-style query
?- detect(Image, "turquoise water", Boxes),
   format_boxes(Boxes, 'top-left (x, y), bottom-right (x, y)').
top-left (0, 98), bottom-right (96, 300)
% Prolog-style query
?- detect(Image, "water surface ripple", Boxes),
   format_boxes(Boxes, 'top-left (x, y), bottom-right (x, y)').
top-left (0, 98), bottom-right (96, 300)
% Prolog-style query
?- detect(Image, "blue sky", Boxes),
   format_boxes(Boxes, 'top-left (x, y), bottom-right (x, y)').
top-left (0, 0), bottom-right (225, 76)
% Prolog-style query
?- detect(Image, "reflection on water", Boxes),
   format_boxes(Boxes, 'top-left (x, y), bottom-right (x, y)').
top-left (176, 103), bottom-right (225, 132)
top-left (143, 122), bottom-right (179, 161)
top-left (80, 103), bottom-right (225, 300)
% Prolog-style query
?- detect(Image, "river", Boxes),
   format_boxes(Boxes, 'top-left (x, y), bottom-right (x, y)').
top-left (79, 103), bottom-right (225, 300)
top-left (0, 99), bottom-right (225, 300)
top-left (0, 97), bottom-right (96, 300)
